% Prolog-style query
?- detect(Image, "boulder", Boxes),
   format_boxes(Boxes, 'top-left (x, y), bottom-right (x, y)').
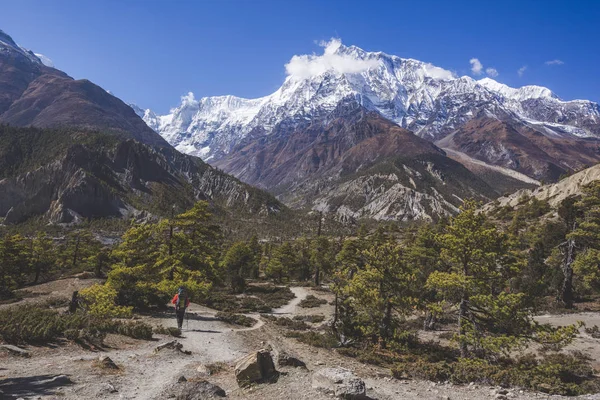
top-left (234, 349), bottom-right (277, 387)
top-left (277, 351), bottom-right (306, 369)
top-left (176, 380), bottom-right (226, 399)
top-left (98, 355), bottom-right (119, 370)
top-left (312, 367), bottom-right (368, 399)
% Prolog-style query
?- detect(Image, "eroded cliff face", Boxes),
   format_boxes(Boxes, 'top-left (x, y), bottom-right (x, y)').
top-left (213, 106), bottom-right (497, 221)
top-left (0, 132), bottom-right (283, 224)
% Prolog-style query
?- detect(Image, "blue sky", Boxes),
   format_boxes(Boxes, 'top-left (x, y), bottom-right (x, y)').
top-left (1, 0), bottom-right (599, 113)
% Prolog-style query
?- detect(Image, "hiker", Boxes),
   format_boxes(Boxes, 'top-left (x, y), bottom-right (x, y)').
top-left (171, 287), bottom-right (190, 330)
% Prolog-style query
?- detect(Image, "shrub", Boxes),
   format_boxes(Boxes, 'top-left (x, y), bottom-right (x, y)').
top-left (203, 285), bottom-right (295, 313)
top-left (293, 314), bottom-right (325, 323)
top-left (215, 312), bottom-right (257, 327)
top-left (79, 284), bottom-right (133, 318)
top-left (393, 360), bottom-right (452, 382)
top-left (153, 325), bottom-right (182, 337)
top-left (298, 295), bottom-right (327, 308)
top-left (284, 331), bottom-right (338, 348)
top-left (260, 314), bottom-right (310, 330)
top-left (0, 305), bottom-right (153, 345)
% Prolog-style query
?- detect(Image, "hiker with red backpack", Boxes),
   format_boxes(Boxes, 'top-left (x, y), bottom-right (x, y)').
top-left (171, 287), bottom-right (190, 330)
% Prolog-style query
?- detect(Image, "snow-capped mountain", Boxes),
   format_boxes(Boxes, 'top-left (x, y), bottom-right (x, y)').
top-left (138, 39), bottom-right (600, 160)
top-left (0, 29), bottom-right (50, 66)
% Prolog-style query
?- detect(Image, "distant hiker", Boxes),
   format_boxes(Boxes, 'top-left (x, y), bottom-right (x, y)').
top-left (171, 287), bottom-right (190, 330)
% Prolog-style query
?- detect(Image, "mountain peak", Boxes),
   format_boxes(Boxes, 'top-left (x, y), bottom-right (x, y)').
top-left (0, 28), bottom-right (48, 66)
top-left (140, 41), bottom-right (599, 160)
top-left (478, 77), bottom-right (558, 101)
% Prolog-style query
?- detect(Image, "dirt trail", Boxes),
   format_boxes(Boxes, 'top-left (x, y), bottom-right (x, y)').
top-left (271, 286), bottom-right (310, 315)
top-left (3, 286), bottom-right (600, 399)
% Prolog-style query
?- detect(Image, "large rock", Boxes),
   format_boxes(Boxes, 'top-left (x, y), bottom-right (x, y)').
top-left (312, 367), bottom-right (368, 399)
top-left (176, 380), bottom-right (226, 400)
top-left (234, 349), bottom-right (277, 387)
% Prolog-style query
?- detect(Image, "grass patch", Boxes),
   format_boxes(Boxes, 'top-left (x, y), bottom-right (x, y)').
top-left (153, 325), bottom-right (182, 337)
top-left (293, 314), bottom-right (325, 323)
top-left (215, 312), bottom-right (257, 327)
top-left (203, 285), bottom-right (295, 313)
top-left (392, 352), bottom-right (600, 395)
top-left (261, 314), bottom-right (310, 330)
top-left (284, 330), bottom-right (339, 348)
top-left (0, 304), bottom-right (153, 345)
top-left (298, 295), bottom-right (327, 308)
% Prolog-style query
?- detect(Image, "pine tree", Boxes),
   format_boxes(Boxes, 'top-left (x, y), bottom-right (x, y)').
top-left (220, 242), bottom-right (254, 293)
top-left (426, 200), bottom-right (527, 358)
top-left (31, 232), bottom-right (55, 284)
top-left (345, 238), bottom-right (418, 348)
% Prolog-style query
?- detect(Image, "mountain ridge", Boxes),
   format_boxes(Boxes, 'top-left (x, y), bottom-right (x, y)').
top-left (137, 40), bottom-right (600, 167)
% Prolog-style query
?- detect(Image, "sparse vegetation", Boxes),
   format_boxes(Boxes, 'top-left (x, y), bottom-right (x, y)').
top-left (153, 325), bottom-right (182, 337)
top-left (298, 294), bottom-right (327, 308)
top-left (215, 312), bottom-right (257, 327)
top-left (0, 304), bottom-right (153, 345)
top-left (293, 314), bottom-right (325, 323)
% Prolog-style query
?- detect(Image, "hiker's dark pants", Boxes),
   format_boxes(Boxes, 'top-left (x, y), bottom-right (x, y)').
top-left (176, 307), bottom-right (186, 329)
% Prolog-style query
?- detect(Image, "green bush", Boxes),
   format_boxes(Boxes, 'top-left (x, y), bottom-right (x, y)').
top-left (293, 314), bottom-right (325, 323)
top-left (391, 352), bottom-right (600, 395)
top-left (298, 295), bottom-right (327, 308)
top-left (0, 305), bottom-right (153, 345)
top-left (153, 325), bottom-right (182, 337)
top-left (203, 285), bottom-right (295, 313)
top-left (284, 331), bottom-right (338, 348)
top-left (215, 312), bottom-right (257, 327)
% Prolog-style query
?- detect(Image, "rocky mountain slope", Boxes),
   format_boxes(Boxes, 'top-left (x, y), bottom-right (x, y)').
top-left (140, 39), bottom-right (600, 179)
top-left (0, 125), bottom-right (283, 224)
top-left (484, 162), bottom-right (600, 211)
top-left (213, 103), bottom-right (497, 221)
top-left (0, 29), bottom-right (167, 147)
top-left (0, 29), bottom-right (284, 225)
top-left (436, 116), bottom-right (600, 181)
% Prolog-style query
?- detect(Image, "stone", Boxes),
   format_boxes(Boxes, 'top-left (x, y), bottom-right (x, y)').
top-left (197, 364), bottom-right (210, 376)
top-left (178, 376), bottom-right (187, 383)
top-left (176, 380), bottom-right (226, 399)
top-left (0, 344), bottom-right (30, 357)
top-left (277, 351), bottom-right (307, 369)
top-left (234, 349), bottom-right (277, 387)
top-left (98, 355), bottom-right (118, 370)
top-left (312, 367), bottom-right (369, 399)
top-left (97, 382), bottom-right (118, 395)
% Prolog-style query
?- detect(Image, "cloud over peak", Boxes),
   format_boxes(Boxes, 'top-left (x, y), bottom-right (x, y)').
top-left (285, 38), bottom-right (379, 79)
top-left (470, 58), bottom-right (498, 78)
top-left (517, 65), bottom-right (527, 77)
top-left (470, 58), bottom-right (483, 75)
top-left (485, 67), bottom-right (498, 78)
top-left (545, 59), bottom-right (564, 66)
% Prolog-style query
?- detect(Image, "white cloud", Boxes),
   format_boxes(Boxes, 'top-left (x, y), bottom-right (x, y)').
top-left (517, 65), bottom-right (527, 77)
top-left (470, 58), bottom-right (483, 75)
top-left (545, 59), bottom-right (564, 66)
top-left (485, 67), bottom-right (499, 78)
top-left (423, 64), bottom-right (455, 80)
top-left (285, 38), bottom-right (379, 79)
top-left (180, 92), bottom-right (198, 107)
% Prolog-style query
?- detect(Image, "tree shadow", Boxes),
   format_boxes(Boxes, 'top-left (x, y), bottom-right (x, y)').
top-left (183, 329), bottom-right (222, 334)
top-left (0, 374), bottom-right (73, 397)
